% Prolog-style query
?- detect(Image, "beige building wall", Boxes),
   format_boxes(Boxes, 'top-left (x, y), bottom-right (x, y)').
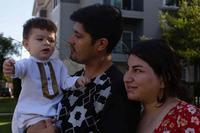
top-left (32, 0), bottom-right (187, 77)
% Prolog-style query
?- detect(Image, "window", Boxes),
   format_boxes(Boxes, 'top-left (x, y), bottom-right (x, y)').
top-left (110, 0), bottom-right (143, 11)
top-left (163, 0), bottom-right (177, 6)
top-left (39, 9), bottom-right (47, 17)
top-left (111, 0), bottom-right (133, 10)
top-left (181, 67), bottom-right (186, 81)
top-left (53, 0), bottom-right (58, 8)
top-left (110, 0), bottom-right (122, 8)
top-left (123, 0), bottom-right (133, 10)
top-left (113, 31), bottom-right (133, 54)
top-left (194, 64), bottom-right (200, 82)
top-left (122, 31), bottom-right (133, 53)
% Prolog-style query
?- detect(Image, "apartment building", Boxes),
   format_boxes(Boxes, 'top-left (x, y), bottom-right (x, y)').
top-left (32, 0), bottom-right (200, 103)
top-left (32, 0), bottom-right (178, 73)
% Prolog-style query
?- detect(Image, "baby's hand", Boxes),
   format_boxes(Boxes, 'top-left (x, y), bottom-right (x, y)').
top-left (3, 58), bottom-right (15, 77)
top-left (75, 76), bottom-right (90, 88)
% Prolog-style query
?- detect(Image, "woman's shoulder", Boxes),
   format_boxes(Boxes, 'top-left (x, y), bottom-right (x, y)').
top-left (175, 100), bottom-right (200, 116)
top-left (155, 100), bottom-right (200, 132)
top-left (166, 100), bottom-right (200, 122)
top-left (172, 101), bottom-right (200, 130)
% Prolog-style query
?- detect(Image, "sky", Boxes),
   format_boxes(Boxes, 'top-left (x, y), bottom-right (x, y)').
top-left (0, 0), bottom-right (34, 60)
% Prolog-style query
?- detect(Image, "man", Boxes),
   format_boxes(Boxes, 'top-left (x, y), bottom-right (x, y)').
top-left (56, 4), bottom-right (140, 133)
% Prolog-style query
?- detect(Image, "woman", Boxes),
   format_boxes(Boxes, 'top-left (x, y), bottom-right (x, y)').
top-left (124, 39), bottom-right (200, 133)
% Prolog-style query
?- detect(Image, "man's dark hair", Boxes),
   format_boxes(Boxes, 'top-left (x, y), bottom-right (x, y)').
top-left (23, 17), bottom-right (57, 39)
top-left (70, 4), bottom-right (123, 53)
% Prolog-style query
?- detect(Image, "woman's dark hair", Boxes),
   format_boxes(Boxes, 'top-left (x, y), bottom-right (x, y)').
top-left (130, 39), bottom-right (185, 104)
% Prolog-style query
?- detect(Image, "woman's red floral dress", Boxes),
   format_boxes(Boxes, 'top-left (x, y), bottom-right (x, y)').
top-left (154, 100), bottom-right (200, 133)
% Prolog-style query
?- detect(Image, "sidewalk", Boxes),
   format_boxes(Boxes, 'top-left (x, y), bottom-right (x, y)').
top-left (0, 113), bottom-right (12, 116)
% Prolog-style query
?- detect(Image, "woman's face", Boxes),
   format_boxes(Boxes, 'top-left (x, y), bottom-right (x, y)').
top-left (124, 55), bottom-right (164, 104)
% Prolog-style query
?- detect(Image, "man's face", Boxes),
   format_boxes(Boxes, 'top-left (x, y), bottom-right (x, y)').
top-left (68, 22), bottom-right (96, 64)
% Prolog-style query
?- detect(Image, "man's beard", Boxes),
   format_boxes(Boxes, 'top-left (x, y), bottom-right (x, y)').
top-left (69, 53), bottom-right (84, 64)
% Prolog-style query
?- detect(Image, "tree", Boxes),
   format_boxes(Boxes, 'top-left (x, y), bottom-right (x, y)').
top-left (160, 0), bottom-right (200, 104)
top-left (160, 0), bottom-right (200, 62)
top-left (0, 34), bottom-right (20, 80)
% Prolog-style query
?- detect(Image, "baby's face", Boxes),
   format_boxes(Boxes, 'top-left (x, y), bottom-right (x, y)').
top-left (23, 28), bottom-right (56, 60)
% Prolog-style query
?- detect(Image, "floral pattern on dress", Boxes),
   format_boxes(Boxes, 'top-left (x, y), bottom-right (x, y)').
top-left (154, 101), bottom-right (200, 133)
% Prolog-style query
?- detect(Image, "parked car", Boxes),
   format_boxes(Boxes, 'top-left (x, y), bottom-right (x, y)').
top-left (0, 87), bottom-right (11, 97)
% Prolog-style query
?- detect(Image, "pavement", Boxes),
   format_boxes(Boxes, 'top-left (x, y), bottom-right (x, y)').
top-left (0, 113), bottom-right (13, 116)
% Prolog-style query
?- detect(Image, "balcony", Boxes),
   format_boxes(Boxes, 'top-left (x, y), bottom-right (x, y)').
top-left (105, 0), bottom-right (143, 11)
top-left (113, 31), bottom-right (134, 53)
top-left (112, 31), bottom-right (137, 62)
top-left (161, 0), bottom-right (179, 10)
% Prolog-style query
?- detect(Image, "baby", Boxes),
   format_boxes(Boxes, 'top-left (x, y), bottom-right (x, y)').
top-left (3, 17), bottom-right (89, 133)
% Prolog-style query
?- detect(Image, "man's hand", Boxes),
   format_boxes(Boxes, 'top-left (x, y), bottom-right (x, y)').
top-left (26, 119), bottom-right (57, 133)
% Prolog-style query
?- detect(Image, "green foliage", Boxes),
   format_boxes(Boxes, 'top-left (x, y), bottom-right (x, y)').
top-left (0, 34), bottom-right (20, 80)
top-left (160, 0), bottom-right (200, 61)
top-left (0, 34), bottom-right (20, 58)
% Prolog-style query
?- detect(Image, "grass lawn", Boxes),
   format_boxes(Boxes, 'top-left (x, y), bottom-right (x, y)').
top-left (0, 115), bottom-right (12, 133)
top-left (0, 97), bottom-right (17, 133)
top-left (0, 97), bottom-right (17, 113)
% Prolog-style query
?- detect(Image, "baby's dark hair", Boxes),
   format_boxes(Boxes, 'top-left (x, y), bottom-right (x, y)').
top-left (23, 17), bottom-right (57, 39)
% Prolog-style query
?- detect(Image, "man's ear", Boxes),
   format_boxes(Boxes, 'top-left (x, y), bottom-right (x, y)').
top-left (22, 39), bottom-right (30, 52)
top-left (95, 38), bottom-right (108, 52)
